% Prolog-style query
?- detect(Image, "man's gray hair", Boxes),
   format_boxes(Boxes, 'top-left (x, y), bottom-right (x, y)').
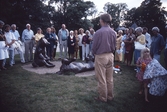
top-left (11, 24), bottom-right (16, 27)
top-left (135, 27), bottom-right (143, 33)
top-left (26, 23), bottom-right (31, 27)
top-left (152, 27), bottom-right (160, 32)
top-left (0, 20), bottom-right (5, 25)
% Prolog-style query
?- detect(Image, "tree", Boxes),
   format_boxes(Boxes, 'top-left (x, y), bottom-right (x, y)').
top-left (0, 0), bottom-right (97, 32)
top-left (103, 2), bottom-right (128, 29)
top-left (0, 0), bottom-right (54, 33)
top-left (48, 0), bottom-right (97, 30)
top-left (125, 0), bottom-right (167, 36)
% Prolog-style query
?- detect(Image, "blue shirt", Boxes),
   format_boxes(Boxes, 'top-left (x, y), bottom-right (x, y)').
top-left (122, 34), bottom-right (127, 41)
top-left (10, 30), bottom-right (20, 40)
top-left (61, 30), bottom-right (67, 40)
top-left (150, 33), bottom-right (165, 55)
top-left (22, 29), bottom-right (34, 42)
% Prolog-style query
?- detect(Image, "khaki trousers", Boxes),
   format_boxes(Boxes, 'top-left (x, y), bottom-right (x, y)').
top-left (95, 53), bottom-right (114, 102)
top-left (115, 52), bottom-right (122, 62)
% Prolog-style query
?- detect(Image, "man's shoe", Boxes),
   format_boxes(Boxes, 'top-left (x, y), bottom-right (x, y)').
top-left (21, 61), bottom-right (25, 64)
top-left (94, 97), bottom-right (107, 103)
top-left (1, 67), bottom-right (7, 70)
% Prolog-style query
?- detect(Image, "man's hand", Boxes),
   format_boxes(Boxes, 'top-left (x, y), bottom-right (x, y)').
top-left (0, 34), bottom-right (5, 38)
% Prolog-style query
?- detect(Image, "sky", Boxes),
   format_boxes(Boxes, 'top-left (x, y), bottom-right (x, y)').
top-left (84, 0), bottom-right (167, 12)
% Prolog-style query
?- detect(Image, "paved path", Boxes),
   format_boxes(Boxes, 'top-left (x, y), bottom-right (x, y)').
top-left (22, 61), bottom-right (95, 77)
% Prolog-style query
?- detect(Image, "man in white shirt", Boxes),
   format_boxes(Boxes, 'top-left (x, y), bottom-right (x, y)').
top-left (4, 25), bottom-right (15, 66)
top-left (22, 24), bottom-right (34, 62)
top-left (10, 24), bottom-right (25, 63)
top-left (143, 27), bottom-right (152, 49)
top-left (58, 24), bottom-right (69, 59)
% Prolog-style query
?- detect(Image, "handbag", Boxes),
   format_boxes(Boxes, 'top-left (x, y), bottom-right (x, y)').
top-left (134, 41), bottom-right (146, 50)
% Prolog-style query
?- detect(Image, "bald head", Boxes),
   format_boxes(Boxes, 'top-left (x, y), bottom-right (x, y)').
top-left (62, 24), bottom-right (66, 30)
top-left (26, 23), bottom-right (31, 30)
top-left (11, 24), bottom-right (16, 31)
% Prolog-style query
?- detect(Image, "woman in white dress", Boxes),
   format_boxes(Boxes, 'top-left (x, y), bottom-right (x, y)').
top-left (0, 20), bottom-right (9, 70)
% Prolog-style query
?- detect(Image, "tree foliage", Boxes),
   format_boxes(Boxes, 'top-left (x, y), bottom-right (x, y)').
top-left (125, 0), bottom-right (167, 36)
top-left (0, 0), bottom-right (97, 33)
top-left (103, 2), bottom-right (128, 29)
top-left (50, 0), bottom-right (96, 30)
top-left (91, 2), bottom-right (128, 30)
top-left (0, 0), bottom-right (54, 32)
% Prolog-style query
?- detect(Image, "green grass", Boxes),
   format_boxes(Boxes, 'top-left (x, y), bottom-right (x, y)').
top-left (0, 55), bottom-right (167, 112)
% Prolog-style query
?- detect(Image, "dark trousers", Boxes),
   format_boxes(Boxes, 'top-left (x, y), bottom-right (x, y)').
top-left (46, 45), bottom-right (54, 60)
top-left (53, 46), bottom-right (57, 58)
top-left (164, 49), bottom-right (167, 69)
top-left (79, 46), bottom-right (82, 60)
top-left (0, 60), bottom-right (3, 69)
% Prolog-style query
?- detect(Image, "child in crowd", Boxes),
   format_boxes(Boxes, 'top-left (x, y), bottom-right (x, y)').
top-left (136, 48), bottom-right (152, 102)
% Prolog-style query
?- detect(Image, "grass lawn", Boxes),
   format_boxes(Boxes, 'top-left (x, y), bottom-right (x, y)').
top-left (0, 55), bottom-right (167, 112)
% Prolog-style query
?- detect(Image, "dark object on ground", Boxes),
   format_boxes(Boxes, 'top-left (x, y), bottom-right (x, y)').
top-left (56, 56), bottom-right (94, 75)
top-left (32, 38), bottom-right (55, 68)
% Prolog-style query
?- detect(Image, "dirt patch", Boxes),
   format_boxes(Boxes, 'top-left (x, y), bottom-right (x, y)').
top-left (22, 61), bottom-right (95, 77)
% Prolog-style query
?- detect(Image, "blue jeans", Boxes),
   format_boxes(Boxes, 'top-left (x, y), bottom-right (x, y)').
top-left (134, 49), bottom-right (141, 72)
top-left (164, 49), bottom-right (167, 69)
top-left (3, 49), bottom-right (15, 66)
top-left (134, 49), bottom-right (141, 64)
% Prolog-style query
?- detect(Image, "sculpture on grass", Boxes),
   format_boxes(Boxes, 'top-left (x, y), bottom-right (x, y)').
top-left (56, 56), bottom-right (94, 75)
top-left (32, 38), bottom-right (55, 68)
top-left (56, 55), bottom-right (122, 75)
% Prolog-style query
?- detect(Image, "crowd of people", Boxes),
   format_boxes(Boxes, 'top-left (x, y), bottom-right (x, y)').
top-left (0, 13), bottom-right (167, 103)
top-left (0, 20), bottom-right (96, 71)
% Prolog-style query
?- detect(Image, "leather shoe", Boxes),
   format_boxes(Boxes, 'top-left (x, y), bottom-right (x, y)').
top-left (1, 67), bottom-right (6, 70)
top-left (94, 97), bottom-right (107, 103)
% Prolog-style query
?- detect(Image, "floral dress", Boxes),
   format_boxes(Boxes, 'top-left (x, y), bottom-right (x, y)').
top-left (136, 57), bottom-right (152, 82)
top-left (143, 59), bottom-right (167, 96)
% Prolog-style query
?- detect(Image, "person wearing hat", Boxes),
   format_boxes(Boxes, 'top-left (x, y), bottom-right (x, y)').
top-left (22, 24), bottom-right (34, 63)
top-left (150, 27), bottom-right (165, 62)
top-left (164, 25), bottom-right (167, 69)
top-left (92, 13), bottom-right (116, 103)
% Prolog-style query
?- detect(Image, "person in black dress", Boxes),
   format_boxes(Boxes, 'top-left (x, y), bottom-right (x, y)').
top-left (68, 31), bottom-right (76, 59)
